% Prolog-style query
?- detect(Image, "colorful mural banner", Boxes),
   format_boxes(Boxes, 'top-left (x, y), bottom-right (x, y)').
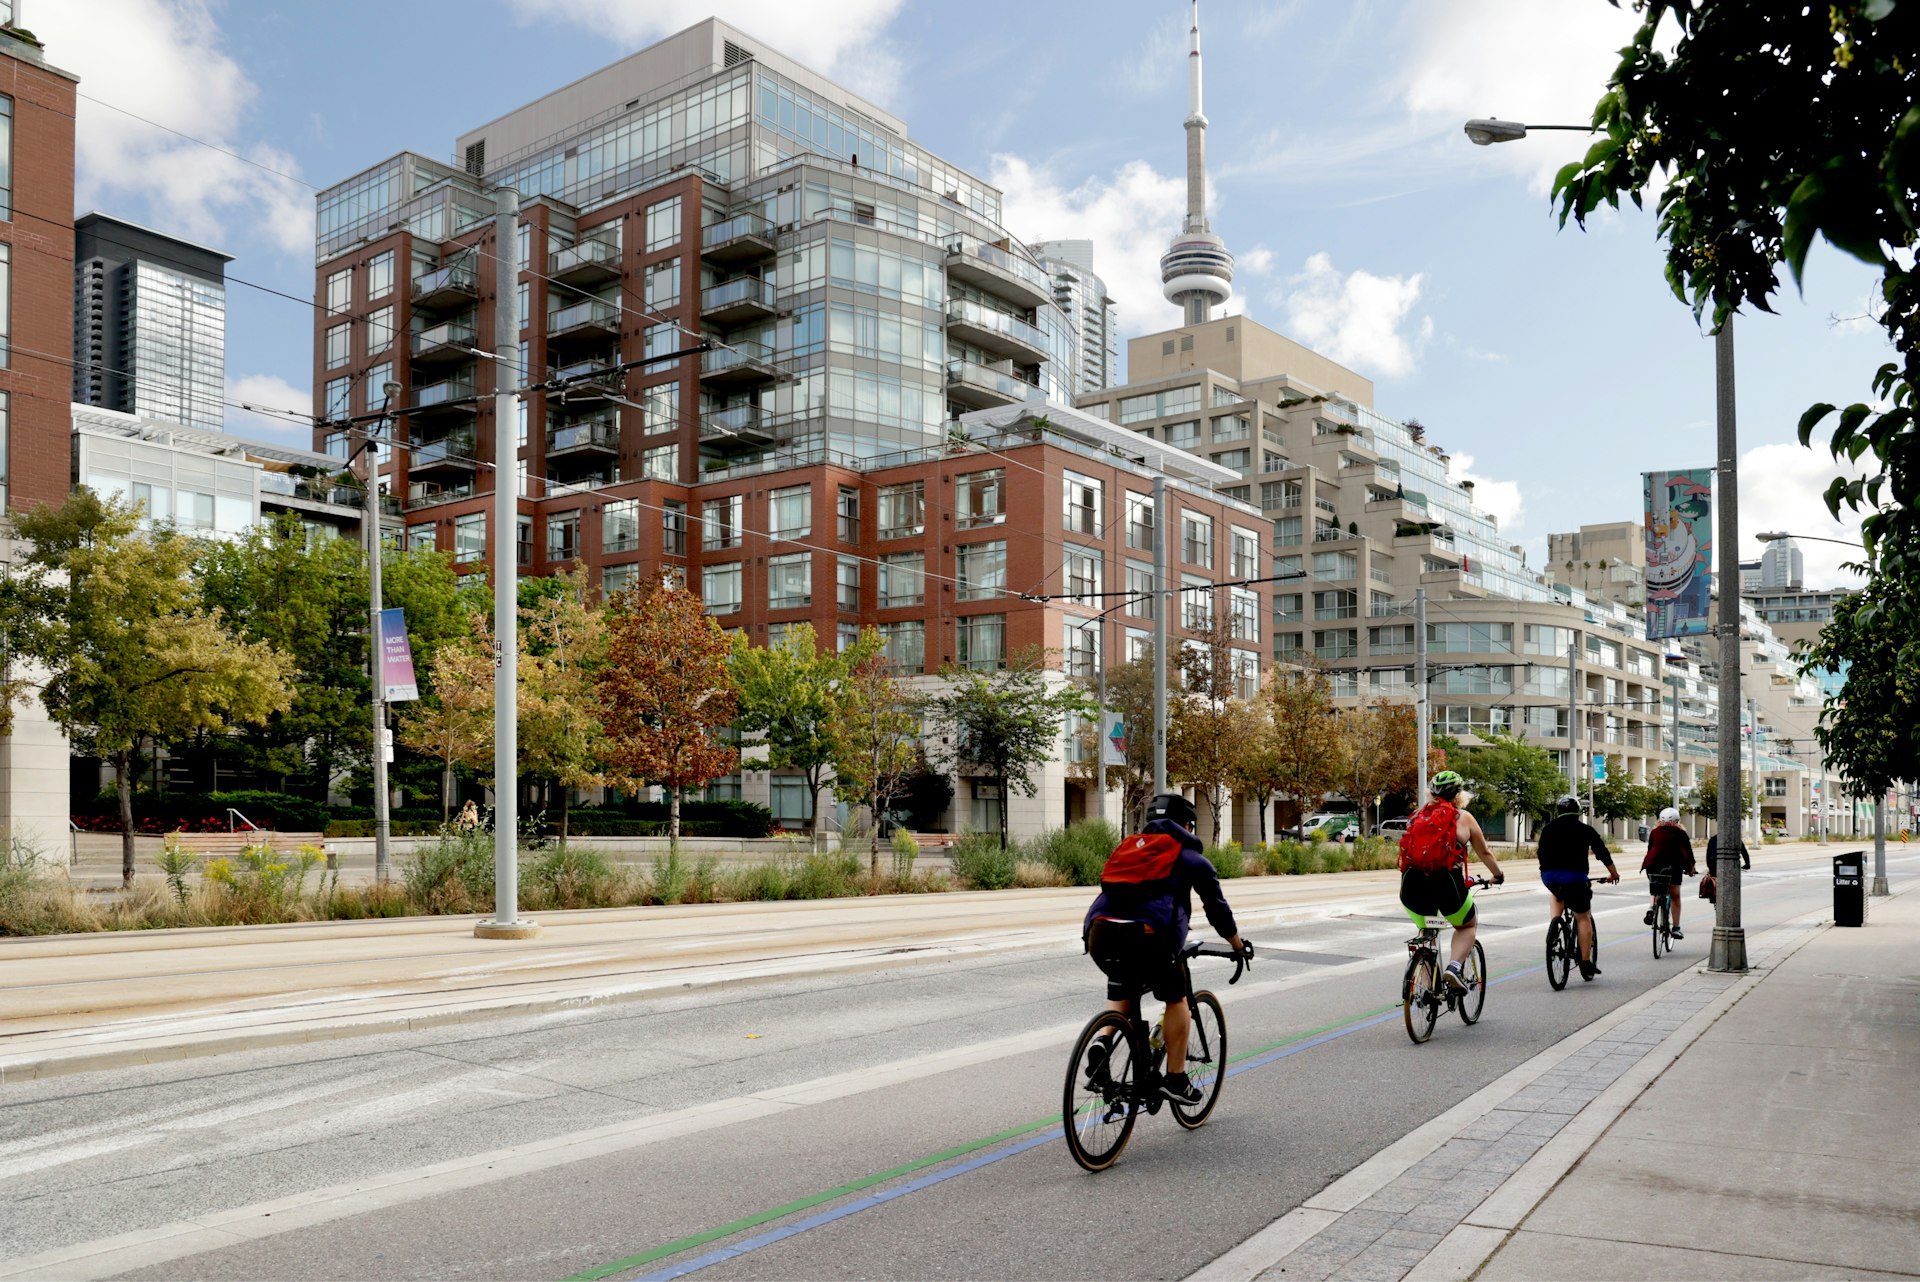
top-left (1643, 468), bottom-right (1715, 639)
top-left (378, 607), bottom-right (420, 703)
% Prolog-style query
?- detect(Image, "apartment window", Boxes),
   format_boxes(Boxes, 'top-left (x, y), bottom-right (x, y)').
top-left (1314, 628), bottom-right (1359, 660)
top-left (1234, 651), bottom-right (1261, 700)
top-left (703, 561), bottom-right (743, 615)
top-left (406, 524), bottom-right (436, 553)
top-left (837, 486), bottom-right (859, 541)
top-left (0, 96), bottom-right (11, 221)
top-left (1211, 414), bottom-right (1251, 443)
top-left (326, 269), bottom-right (351, 314)
top-left (1230, 588), bottom-right (1260, 643)
top-left (1063, 470), bottom-right (1102, 535)
top-left (325, 323), bottom-right (350, 368)
top-left (602, 562), bottom-right (639, 598)
top-left (1524, 706), bottom-right (1569, 738)
top-left (958, 540), bottom-right (1007, 602)
top-left (1524, 666), bottom-right (1571, 697)
top-left (1275, 632), bottom-right (1304, 661)
top-left (958, 615), bottom-right (1007, 670)
top-left (769, 484), bottom-right (811, 540)
top-left (879, 551), bottom-right (924, 607)
top-left (453, 512), bottom-right (486, 562)
top-left (644, 257), bottom-right (681, 310)
top-left (367, 251), bottom-right (394, 299)
top-left (321, 375), bottom-right (351, 422)
top-left (877, 481), bottom-right (924, 539)
top-left (1182, 512), bottom-right (1214, 568)
top-left (1164, 420), bottom-right (1201, 451)
top-left (1065, 621), bottom-right (1100, 680)
top-left (643, 322), bottom-right (679, 361)
top-left (768, 552), bottom-right (812, 608)
top-left (1524, 625), bottom-right (1573, 657)
top-left (837, 622), bottom-right (861, 652)
top-left (1372, 668), bottom-right (1412, 693)
top-left (881, 619), bottom-right (926, 672)
top-left (1765, 776), bottom-right (1787, 797)
top-left (367, 305), bottom-right (394, 354)
top-left (518, 282), bottom-right (531, 331)
top-left (836, 556), bottom-right (860, 611)
top-left (1182, 575), bottom-right (1214, 631)
top-left (1275, 554), bottom-right (1303, 579)
top-left (701, 495), bottom-right (742, 549)
top-left (544, 511), bottom-right (580, 563)
top-left (1276, 593), bottom-right (1304, 624)
top-left (1117, 386), bottom-right (1201, 423)
top-left (1427, 622), bottom-right (1515, 654)
top-left (645, 196), bottom-right (682, 251)
top-left (1262, 450), bottom-right (1287, 473)
top-left (1125, 492), bottom-right (1154, 551)
top-left (641, 443), bottom-right (678, 481)
top-left (1314, 590), bottom-right (1357, 621)
top-left (602, 498), bottom-right (641, 552)
top-left (956, 468), bottom-right (1004, 528)
top-left (1212, 385), bottom-right (1241, 408)
top-left (1064, 547), bottom-right (1102, 605)
top-left (1370, 590), bottom-right (1396, 616)
top-left (1313, 550), bottom-right (1358, 580)
top-left (1369, 624), bottom-right (1414, 655)
top-left (1126, 562), bottom-right (1156, 619)
top-left (1215, 449), bottom-right (1252, 478)
top-left (1126, 628), bottom-right (1153, 662)
top-left (1273, 516), bottom-right (1303, 547)
top-left (1443, 666), bottom-right (1514, 695)
top-left (1330, 671), bottom-right (1359, 698)
top-left (1232, 528), bottom-right (1260, 579)
top-left (640, 382), bottom-right (678, 434)
top-left (662, 500), bottom-right (687, 556)
top-left (1262, 480), bottom-right (1302, 510)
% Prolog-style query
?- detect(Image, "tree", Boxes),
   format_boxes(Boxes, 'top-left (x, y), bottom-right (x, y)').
top-left (1590, 754), bottom-right (1645, 827)
top-left (394, 616), bottom-right (494, 820)
top-left (1551, 0), bottom-right (1920, 790)
top-left (519, 567), bottom-right (606, 840)
top-left (1688, 766), bottom-right (1756, 829)
top-left (827, 631), bottom-right (922, 875)
top-left (1340, 700), bottom-right (1420, 835)
top-left (10, 493), bottom-right (294, 883)
top-left (1223, 701), bottom-right (1286, 845)
top-left (732, 624), bottom-right (846, 851)
top-left (1455, 734), bottom-right (1566, 848)
top-left (597, 573), bottom-right (739, 850)
top-left (1265, 665), bottom-right (1344, 837)
top-left (1168, 626), bottom-right (1253, 842)
top-left (1068, 655), bottom-right (1157, 830)
top-left (931, 647), bottom-right (1089, 849)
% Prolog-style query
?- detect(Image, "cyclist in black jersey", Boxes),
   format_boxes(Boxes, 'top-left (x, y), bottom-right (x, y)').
top-left (1537, 796), bottom-right (1618, 979)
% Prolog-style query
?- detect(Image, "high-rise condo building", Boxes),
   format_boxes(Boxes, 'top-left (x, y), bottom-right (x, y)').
top-left (1032, 239), bottom-right (1118, 395)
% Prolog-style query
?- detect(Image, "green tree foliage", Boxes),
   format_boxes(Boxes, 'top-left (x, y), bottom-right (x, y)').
top-left (1339, 700), bottom-right (1420, 834)
top-left (731, 623), bottom-right (849, 851)
top-left (1264, 665), bottom-right (1344, 837)
top-left (1687, 765), bottom-right (1757, 826)
top-left (826, 630), bottom-right (922, 875)
top-left (10, 493), bottom-right (293, 882)
top-left (1169, 625), bottom-right (1255, 841)
top-left (518, 567), bottom-right (606, 840)
top-left (1551, 0), bottom-right (1920, 791)
top-left (394, 614), bottom-right (494, 819)
top-left (931, 648), bottom-right (1089, 849)
top-left (1455, 734), bottom-right (1567, 847)
top-left (1069, 654), bottom-right (1157, 829)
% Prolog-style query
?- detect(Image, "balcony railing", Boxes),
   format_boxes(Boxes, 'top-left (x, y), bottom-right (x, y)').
top-left (701, 212), bottom-right (777, 260)
top-left (412, 378), bottom-right (477, 413)
top-left (945, 297), bottom-right (1046, 360)
top-left (547, 299), bottom-right (620, 340)
top-left (943, 236), bottom-right (1052, 306)
top-left (700, 404), bottom-right (778, 447)
top-left (700, 339), bottom-right (781, 383)
top-left (945, 359), bottom-right (1034, 408)
top-left (702, 276), bottom-right (778, 313)
top-left (546, 415), bottom-right (618, 456)
top-left (412, 261), bottom-right (478, 310)
top-left (412, 320), bottom-right (478, 363)
top-left (410, 430), bottom-right (477, 469)
top-left (548, 238), bottom-right (620, 282)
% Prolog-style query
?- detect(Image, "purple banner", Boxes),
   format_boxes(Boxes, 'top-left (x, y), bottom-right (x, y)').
top-left (379, 607), bottom-right (419, 703)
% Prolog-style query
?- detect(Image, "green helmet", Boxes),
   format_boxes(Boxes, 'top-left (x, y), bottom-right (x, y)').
top-left (1430, 770), bottom-right (1465, 796)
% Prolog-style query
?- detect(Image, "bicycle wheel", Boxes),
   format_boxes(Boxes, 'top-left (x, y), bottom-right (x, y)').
top-left (1651, 896), bottom-right (1667, 959)
top-left (1403, 953), bottom-right (1438, 1044)
top-left (1459, 940), bottom-right (1487, 1024)
top-left (1545, 917), bottom-right (1571, 991)
top-left (1171, 991), bottom-right (1226, 1129)
top-left (1062, 1012), bottom-right (1138, 1172)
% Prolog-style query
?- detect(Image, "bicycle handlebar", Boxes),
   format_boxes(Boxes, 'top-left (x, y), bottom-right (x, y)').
top-left (1183, 942), bottom-right (1254, 985)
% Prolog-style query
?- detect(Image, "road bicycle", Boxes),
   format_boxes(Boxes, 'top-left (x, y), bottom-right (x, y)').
top-left (1545, 877), bottom-right (1603, 991)
top-left (1062, 940), bottom-right (1250, 1172)
top-left (1402, 877), bottom-right (1494, 1045)
top-left (1648, 871), bottom-right (1680, 957)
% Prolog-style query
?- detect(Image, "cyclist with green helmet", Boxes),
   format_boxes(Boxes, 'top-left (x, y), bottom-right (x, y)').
top-left (1397, 770), bottom-right (1504, 992)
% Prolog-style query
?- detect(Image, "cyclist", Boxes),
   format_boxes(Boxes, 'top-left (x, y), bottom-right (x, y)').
top-left (1642, 807), bottom-right (1697, 940)
top-left (1083, 793), bottom-right (1249, 1106)
top-left (1537, 795), bottom-right (1619, 980)
top-left (1399, 770), bottom-right (1504, 992)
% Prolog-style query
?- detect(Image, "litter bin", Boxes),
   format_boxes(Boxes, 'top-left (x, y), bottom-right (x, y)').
top-left (1834, 852), bottom-right (1867, 927)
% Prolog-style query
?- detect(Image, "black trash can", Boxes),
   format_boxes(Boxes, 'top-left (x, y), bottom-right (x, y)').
top-left (1834, 852), bottom-right (1867, 927)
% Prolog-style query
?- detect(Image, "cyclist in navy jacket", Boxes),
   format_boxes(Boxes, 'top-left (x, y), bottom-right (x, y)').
top-left (1083, 793), bottom-right (1248, 1105)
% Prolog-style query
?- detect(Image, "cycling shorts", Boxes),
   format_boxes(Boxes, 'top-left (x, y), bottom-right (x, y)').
top-left (1400, 866), bottom-right (1475, 928)
top-left (1085, 917), bottom-right (1188, 1003)
top-left (1544, 877), bottom-right (1593, 914)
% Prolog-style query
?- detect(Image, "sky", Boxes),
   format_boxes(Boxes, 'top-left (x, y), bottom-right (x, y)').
top-left (31, 0), bottom-right (1887, 590)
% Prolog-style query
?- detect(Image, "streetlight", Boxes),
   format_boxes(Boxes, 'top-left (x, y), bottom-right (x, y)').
top-left (1468, 113), bottom-right (1746, 969)
top-left (1755, 530), bottom-right (1864, 549)
top-left (367, 381), bottom-right (402, 884)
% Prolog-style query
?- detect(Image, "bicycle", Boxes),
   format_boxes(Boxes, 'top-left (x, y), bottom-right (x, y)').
top-left (1402, 876), bottom-right (1493, 1045)
top-left (1648, 871), bottom-right (1679, 957)
top-left (1545, 878), bottom-right (1602, 991)
top-left (1061, 940), bottom-right (1251, 1172)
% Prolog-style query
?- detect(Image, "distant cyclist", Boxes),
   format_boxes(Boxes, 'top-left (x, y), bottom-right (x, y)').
top-left (1082, 793), bottom-right (1248, 1106)
top-left (1399, 771), bottom-right (1504, 992)
top-left (1642, 807), bottom-right (1697, 940)
top-left (1537, 795), bottom-right (1618, 980)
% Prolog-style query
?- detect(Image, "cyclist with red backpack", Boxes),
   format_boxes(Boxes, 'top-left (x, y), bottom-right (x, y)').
top-left (1398, 770), bottom-right (1505, 992)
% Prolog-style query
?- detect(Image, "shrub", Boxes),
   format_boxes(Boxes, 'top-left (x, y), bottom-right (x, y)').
top-left (1207, 842), bottom-right (1246, 879)
top-left (1032, 819), bottom-right (1118, 886)
top-left (721, 860), bottom-right (792, 902)
top-left (789, 851), bottom-right (862, 899)
top-left (202, 843), bottom-right (324, 924)
top-left (889, 828), bottom-right (919, 881)
top-left (403, 830), bottom-right (494, 914)
top-left (1012, 861), bottom-right (1070, 888)
top-left (526, 845), bottom-right (620, 910)
top-left (579, 799), bottom-right (775, 838)
top-left (949, 831), bottom-right (1017, 890)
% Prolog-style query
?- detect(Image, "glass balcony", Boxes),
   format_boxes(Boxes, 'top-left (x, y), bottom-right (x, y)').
top-left (700, 404), bottom-right (778, 449)
top-left (411, 320), bottom-right (478, 366)
top-left (943, 236), bottom-right (1052, 309)
top-left (411, 378), bottom-right (477, 417)
top-left (701, 277), bottom-right (781, 324)
top-left (548, 238), bottom-right (620, 286)
top-left (412, 261), bottom-right (478, 311)
top-left (701, 212), bottom-right (777, 263)
top-left (944, 298), bottom-right (1046, 363)
top-left (409, 429), bottom-right (477, 474)
top-left (549, 354), bottom-right (621, 403)
top-left (407, 480), bottom-right (475, 509)
top-left (546, 414), bottom-right (618, 458)
top-left (547, 299), bottom-right (620, 344)
top-left (945, 359), bottom-right (1035, 409)
top-left (699, 339), bottom-right (782, 386)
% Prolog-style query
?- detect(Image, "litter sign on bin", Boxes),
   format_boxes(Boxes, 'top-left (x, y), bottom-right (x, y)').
top-left (1833, 852), bottom-right (1867, 927)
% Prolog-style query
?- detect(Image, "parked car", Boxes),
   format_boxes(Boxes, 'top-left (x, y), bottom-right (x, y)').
top-left (1300, 813), bottom-right (1358, 843)
top-left (1373, 817), bottom-right (1410, 841)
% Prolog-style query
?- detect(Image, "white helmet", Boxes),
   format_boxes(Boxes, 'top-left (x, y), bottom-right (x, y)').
top-left (1658, 807), bottom-right (1680, 823)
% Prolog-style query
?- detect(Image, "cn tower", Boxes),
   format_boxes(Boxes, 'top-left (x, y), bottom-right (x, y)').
top-left (1159, 0), bottom-right (1234, 324)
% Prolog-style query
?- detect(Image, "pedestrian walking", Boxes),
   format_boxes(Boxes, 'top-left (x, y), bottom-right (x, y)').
top-left (1705, 832), bottom-right (1750, 871)
top-left (456, 800), bottom-right (479, 833)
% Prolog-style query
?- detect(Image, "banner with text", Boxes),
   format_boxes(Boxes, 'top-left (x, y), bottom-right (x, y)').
top-left (378, 607), bottom-right (420, 703)
top-left (1643, 468), bottom-right (1714, 639)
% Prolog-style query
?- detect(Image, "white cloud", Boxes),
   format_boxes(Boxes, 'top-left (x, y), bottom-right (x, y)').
top-left (1276, 252), bottom-right (1429, 380)
top-left (1239, 244), bottom-right (1276, 277)
top-left (226, 373), bottom-right (311, 440)
top-left (1115, 11), bottom-right (1186, 95)
top-left (991, 155), bottom-right (1190, 336)
top-left (506, 0), bottom-right (909, 101)
top-left (33, 0), bottom-right (313, 256)
top-left (1452, 451), bottom-right (1525, 534)
top-left (1735, 441), bottom-right (1870, 591)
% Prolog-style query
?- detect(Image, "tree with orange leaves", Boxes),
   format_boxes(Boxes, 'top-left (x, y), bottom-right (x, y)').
top-left (597, 572), bottom-right (739, 851)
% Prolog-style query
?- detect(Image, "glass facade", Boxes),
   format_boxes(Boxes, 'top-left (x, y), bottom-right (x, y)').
top-left (128, 261), bottom-right (226, 433)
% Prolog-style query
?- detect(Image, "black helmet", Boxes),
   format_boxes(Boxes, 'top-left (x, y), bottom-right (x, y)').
top-left (1145, 793), bottom-right (1198, 830)
top-left (1557, 795), bottom-right (1582, 815)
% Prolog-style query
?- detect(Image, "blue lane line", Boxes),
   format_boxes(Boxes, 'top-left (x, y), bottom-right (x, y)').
top-left (633, 959), bottom-right (1547, 1281)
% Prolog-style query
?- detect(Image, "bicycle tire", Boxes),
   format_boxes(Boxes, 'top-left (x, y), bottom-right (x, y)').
top-left (1652, 896), bottom-right (1667, 959)
top-left (1403, 953), bottom-right (1438, 1044)
top-left (1459, 939), bottom-right (1487, 1024)
top-left (1546, 917), bottom-right (1571, 991)
top-left (1171, 990), bottom-right (1227, 1129)
top-left (1062, 1011), bottom-right (1138, 1172)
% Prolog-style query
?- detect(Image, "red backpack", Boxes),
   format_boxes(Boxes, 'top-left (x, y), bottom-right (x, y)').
top-left (1399, 799), bottom-right (1463, 873)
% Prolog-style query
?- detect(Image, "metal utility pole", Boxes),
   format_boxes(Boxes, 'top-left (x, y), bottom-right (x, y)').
top-left (1567, 630), bottom-right (1579, 807)
top-left (364, 391), bottom-right (395, 884)
top-left (1414, 588), bottom-right (1429, 807)
top-left (1748, 697), bottom-right (1761, 845)
top-left (1710, 317), bottom-right (1746, 973)
top-left (1819, 755), bottom-right (1828, 846)
top-left (1152, 475), bottom-right (1169, 796)
top-left (1873, 795), bottom-right (1889, 896)
top-left (1091, 618), bottom-right (1106, 826)
top-left (1670, 660), bottom-right (1682, 811)
top-left (476, 187), bottom-right (537, 940)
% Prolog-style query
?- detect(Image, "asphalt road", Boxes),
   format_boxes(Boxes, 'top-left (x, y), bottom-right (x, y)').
top-left (0, 849), bottom-right (1886, 1282)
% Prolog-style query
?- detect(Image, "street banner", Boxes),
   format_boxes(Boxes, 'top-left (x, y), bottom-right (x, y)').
top-left (1643, 468), bottom-right (1714, 639)
top-left (1102, 714), bottom-right (1127, 767)
top-left (378, 607), bottom-right (420, 702)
